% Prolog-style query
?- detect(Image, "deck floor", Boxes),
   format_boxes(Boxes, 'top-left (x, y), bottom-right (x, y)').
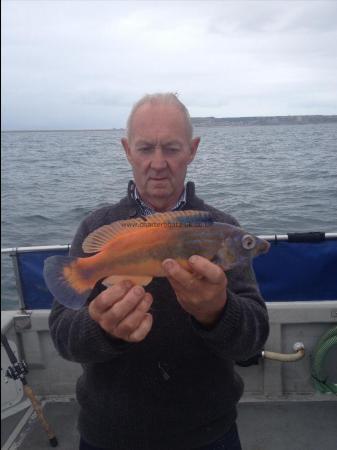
top-left (11, 399), bottom-right (337, 450)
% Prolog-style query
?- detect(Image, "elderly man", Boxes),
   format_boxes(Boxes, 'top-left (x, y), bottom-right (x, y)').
top-left (49, 93), bottom-right (269, 450)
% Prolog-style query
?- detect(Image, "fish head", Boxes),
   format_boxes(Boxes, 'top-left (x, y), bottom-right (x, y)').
top-left (240, 232), bottom-right (270, 258)
top-left (215, 224), bottom-right (270, 270)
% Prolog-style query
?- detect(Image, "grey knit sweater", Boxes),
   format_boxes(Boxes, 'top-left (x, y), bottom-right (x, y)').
top-left (49, 182), bottom-right (269, 449)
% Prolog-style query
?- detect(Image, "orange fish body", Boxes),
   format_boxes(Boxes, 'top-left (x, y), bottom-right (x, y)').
top-left (43, 210), bottom-right (270, 309)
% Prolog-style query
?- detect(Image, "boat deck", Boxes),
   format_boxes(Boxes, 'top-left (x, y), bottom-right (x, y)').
top-left (9, 398), bottom-right (337, 450)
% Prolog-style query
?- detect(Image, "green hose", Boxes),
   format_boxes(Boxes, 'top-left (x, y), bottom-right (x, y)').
top-left (311, 325), bottom-right (337, 395)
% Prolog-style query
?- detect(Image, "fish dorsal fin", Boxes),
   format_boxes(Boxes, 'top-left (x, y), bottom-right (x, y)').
top-left (82, 222), bottom-right (126, 253)
top-left (82, 210), bottom-right (213, 254)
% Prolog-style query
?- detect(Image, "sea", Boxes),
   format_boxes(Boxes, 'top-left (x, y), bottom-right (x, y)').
top-left (1, 123), bottom-right (337, 310)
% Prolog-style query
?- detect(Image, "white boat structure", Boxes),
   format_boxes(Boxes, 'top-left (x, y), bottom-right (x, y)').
top-left (1, 233), bottom-right (337, 449)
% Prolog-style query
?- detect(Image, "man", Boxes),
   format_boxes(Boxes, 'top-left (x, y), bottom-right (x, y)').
top-left (49, 93), bottom-right (269, 450)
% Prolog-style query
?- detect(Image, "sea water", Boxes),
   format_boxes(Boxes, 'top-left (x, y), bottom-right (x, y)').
top-left (1, 123), bottom-right (337, 309)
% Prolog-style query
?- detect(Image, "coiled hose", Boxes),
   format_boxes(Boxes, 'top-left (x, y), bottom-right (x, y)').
top-left (311, 325), bottom-right (337, 395)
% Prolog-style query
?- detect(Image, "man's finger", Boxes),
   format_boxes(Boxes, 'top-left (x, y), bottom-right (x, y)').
top-left (128, 314), bottom-right (153, 342)
top-left (114, 294), bottom-right (153, 337)
top-left (165, 276), bottom-right (184, 296)
top-left (104, 285), bottom-right (147, 325)
top-left (188, 255), bottom-right (226, 285)
top-left (90, 280), bottom-right (133, 316)
top-left (162, 259), bottom-right (197, 288)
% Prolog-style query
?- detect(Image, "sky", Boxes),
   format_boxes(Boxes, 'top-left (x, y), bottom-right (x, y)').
top-left (2, 0), bottom-right (337, 130)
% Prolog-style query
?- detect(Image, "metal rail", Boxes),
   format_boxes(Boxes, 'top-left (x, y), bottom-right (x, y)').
top-left (259, 232), bottom-right (337, 242)
top-left (1, 245), bottom-right (71, 254)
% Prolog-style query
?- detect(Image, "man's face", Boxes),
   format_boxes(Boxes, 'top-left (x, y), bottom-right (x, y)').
top-left (122, 103), bottom-right (200, 211)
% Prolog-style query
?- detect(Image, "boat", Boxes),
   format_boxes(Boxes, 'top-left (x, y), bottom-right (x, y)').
top-left (1, 232), bottom-right (337, 450)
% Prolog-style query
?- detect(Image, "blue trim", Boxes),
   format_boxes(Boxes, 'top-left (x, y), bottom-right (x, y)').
top-left (16, 249), bottom-right (69, 309)
top-left (253, 240), bottom-right (337, 301)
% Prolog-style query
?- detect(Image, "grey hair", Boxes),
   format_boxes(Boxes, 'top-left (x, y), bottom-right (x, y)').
top-left (126, 92), bottom-right (193, 140)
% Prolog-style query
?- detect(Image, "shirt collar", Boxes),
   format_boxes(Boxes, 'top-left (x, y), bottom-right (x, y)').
top-left (131, 182), bottom-right (187, 216)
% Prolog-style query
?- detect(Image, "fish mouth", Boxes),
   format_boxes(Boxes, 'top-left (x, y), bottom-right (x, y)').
top-left (259, 239), bottom-right (271, 254)
top-left (251, 237), bottom-right (270, 256)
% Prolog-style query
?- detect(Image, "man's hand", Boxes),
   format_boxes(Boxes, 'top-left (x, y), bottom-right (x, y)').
top-left (162, 255), bottom-right (228, 327)
top-left (89, 281), bottom-right (153, 343)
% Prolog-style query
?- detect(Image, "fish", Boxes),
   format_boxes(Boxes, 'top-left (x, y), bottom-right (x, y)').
top-left (43, 210), bottom-right (270, 310)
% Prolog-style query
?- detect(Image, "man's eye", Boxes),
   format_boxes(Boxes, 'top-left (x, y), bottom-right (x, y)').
top-left (138, 147), bottom-right (152, 153)
top-left (166, 147), bottom-right (179, 153)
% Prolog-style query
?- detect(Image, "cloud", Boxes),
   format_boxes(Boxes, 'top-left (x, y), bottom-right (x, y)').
top-left (2, 0), bottom-right (337, 129)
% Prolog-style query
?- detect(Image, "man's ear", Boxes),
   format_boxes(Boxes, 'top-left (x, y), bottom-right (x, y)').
top-left (121, 138), bottom-right (132, 162)
top-left (188, 137), bottom-right (201, 164)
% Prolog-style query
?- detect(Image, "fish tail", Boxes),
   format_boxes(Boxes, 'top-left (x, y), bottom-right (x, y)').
top-left (43, 255), bottom-right (94, 310)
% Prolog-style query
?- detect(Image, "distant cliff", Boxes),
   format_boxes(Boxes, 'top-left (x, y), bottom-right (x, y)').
top-left (191, 115), bottom-right (337, 127)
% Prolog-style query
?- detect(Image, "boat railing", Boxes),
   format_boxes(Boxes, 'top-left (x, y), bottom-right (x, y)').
top-left (1, 245), bottom-right (71, 254)
top-left (1, 232), bottom-right (337, 310)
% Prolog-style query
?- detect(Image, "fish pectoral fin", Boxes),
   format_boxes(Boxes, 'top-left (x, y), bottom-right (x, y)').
top-left (211, 253), bottom-right (226, 269)
top-left (211, 247), bottom-right (233, 272)
top-left (102, 275), bottom-right (153, 287)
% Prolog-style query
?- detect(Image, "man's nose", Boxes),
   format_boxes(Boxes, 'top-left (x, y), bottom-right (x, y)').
top-left (150, 148), bottom-right (167, 170)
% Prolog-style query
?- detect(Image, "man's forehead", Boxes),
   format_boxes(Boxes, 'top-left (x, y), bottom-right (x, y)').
top-left (135, 101), bottom-right (181, 115)
top-left (130, 103), bottom-right (190, 141)
top-left (134, 138), bottom-right (183, 147)
top-left (132, 103), bottom-right (186, 126)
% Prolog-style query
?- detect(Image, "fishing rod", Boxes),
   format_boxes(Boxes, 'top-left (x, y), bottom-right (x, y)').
top-left (1, 333), bottom-right (58, 447)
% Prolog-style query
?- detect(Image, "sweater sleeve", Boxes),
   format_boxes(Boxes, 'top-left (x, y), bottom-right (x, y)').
top-left (48, 215), bottom-right (131, 363)
top-left (191, 253), bottom-right (269, 362)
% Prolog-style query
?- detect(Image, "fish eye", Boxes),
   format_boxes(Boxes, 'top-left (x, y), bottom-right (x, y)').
top-left (241, 234), bottom-right (256, 250)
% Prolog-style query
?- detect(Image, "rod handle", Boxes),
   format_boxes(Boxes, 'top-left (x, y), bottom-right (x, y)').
top-left (23, 385), bottom-right (58, 446)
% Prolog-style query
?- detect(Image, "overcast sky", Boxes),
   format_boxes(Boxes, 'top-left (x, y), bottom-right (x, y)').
top-left (2, 0), bottom-right (337, 130)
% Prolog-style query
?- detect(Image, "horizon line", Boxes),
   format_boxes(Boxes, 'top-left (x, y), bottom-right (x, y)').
top-left (2, 113), bottom-right (336, 133)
